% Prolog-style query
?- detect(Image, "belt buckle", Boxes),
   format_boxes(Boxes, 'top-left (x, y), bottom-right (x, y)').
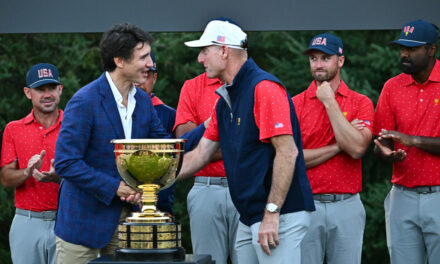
top-left (221, 178), bottom-right (228, 187)
top-left (42, 211), bottom-right (55, 221)
top-left (419, 186), bottom-right (432, 194)
top-left (321, 194), bottom-right (335, 203)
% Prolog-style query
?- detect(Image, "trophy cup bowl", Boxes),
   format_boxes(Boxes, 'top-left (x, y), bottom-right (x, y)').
top-left (111, 138), bottom-right (186, 261)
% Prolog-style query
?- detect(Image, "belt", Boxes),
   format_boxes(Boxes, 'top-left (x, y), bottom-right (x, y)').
top-left (195, 176), bottom-right (228, 187)
top-left (313, 193), bottom-right (353, 202)
top-left (16, 208), bottom-right (56, 220)
top-left (393, 184), bottom-right (440, 194)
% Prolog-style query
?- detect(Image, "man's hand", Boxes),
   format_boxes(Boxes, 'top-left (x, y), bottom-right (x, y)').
top-left (258, 212), bottom-right (280, 256)
top-left (316, 81), bottom-right (335, 106)
top-left (33, 158), bottom-right (60, 183)
top-left (374, 138), bottom-right (407, 162)
top-left (203, 117), bottom-right (211, 128)
top-left (351, 119), bottom-right (365, 131)
top-left (25, 150), bottom-right (45, 179)
top-left (117, 181), bottom-right (142, 206)
top-left (378, 129), bottom-right (415, 147)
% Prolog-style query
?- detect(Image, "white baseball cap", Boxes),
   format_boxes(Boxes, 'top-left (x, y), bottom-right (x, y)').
top-left (185, 20), bottom-right (247, 50)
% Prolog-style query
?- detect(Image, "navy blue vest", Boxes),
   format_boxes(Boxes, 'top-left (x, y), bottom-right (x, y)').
top-left (215, 58), bottom-right (315, 226)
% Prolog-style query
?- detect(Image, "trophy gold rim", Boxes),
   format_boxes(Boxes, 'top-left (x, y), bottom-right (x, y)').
top-left (111, 139), bottom-right (186, 144)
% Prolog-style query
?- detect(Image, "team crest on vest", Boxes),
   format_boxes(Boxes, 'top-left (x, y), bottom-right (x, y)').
top-left (403, 26), bottom-right (415, 36)
top-left (237, 117), bottom-right (241, 126)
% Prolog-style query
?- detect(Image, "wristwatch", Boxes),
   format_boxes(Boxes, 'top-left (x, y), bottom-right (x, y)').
top-left (265, 203), bottom-right (280, 213)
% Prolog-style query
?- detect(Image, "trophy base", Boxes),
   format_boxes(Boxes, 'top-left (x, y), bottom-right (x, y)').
top-left (118, 221), bottom-right (183, 260)
top-left (114, 247), bottom-right (186, 261)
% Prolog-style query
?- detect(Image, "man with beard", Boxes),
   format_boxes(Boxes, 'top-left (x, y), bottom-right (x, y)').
top-left (374, 19), bottom-right (440, 264)
top-left (292, 33), bottom-right (374, 264)
top-left (1, 63), bottom-right (63, 264)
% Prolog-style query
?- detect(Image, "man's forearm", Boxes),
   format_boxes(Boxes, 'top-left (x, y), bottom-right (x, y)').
top-left (324, 101), bottom-right (371, 159)
top-left (178, 137), bottom-right (219, 180)
top-left (267, 135), bottom-right (297, 208)
top-left (303, 144), bottom-right (340, 169)
top-left (410, 136), bottom-right (440, 156)
top-left (0, 165), bottom-right (29, 188)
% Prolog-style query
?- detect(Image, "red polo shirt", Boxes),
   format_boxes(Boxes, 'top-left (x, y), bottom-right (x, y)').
top-left (204, 81), bottom-right (293, 142)
top-left (374, 60), bottom-right (440, 188)
top-left (1, 110), bottom-right (63, 212)
top-left (174, 73), bottom-right (225, 177)
top-left (292, 80), bottom-right (374, 194)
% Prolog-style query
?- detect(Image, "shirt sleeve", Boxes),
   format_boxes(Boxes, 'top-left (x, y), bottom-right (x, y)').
top-left (174, 79), bottom-right (199, 131)
top-left (292, 94), bottom-right (304, 124)
top-left (203, 101), bottom-right (220, 142)
top-left (254, 80), bottom-right (293, 143)
top-left (0, 124), bottom-right (17, 167)
top-left (373, 81), bottom-right (395, 136)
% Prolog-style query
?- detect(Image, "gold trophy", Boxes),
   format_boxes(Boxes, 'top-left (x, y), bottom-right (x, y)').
top-left (111, 139), bottom-right (186, 261)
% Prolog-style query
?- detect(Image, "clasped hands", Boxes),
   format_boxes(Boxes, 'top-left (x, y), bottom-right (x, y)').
top-left (25, 150), bottom-right (59, 183)
top-left (374, 129), bottom-right (411, 161)
top-left (117, 181), bottom-right (142, 207)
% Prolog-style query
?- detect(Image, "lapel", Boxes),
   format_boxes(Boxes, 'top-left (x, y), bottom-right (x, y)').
top-left (131, 89), bottom-right (140, 139)
top-left (98, 73), bottom-right (125, 139)
top-left (131, 88), bottom-right (147, 139)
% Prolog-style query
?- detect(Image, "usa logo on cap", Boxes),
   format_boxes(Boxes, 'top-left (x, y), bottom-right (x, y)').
top-left (217, 35), bottom-right (226, 42)
top-left (404, 26), bottom-right (415, 36)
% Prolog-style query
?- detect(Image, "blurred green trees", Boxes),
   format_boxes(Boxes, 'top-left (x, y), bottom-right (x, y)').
top-left (0, 29), bottom-right (427, 264)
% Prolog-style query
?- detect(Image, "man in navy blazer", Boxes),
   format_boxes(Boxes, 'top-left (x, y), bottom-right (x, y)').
top-left (54, 23), bottom-right (170, 264)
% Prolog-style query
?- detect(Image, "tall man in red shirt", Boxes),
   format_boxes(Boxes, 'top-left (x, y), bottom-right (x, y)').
top-left (174, 70), bottom-right (240, 263)
top-left (292, 33), bottom-right (374, 264)
top-left (374, 20), bottom-right (440, 264)
top-left (1, 63), bottom-right (63, 264)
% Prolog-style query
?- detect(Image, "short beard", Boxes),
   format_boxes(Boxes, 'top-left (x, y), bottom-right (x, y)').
top-left (401, 53), bottom-right (430, 75)
top-left (313, 68), bottom-right (337, 83)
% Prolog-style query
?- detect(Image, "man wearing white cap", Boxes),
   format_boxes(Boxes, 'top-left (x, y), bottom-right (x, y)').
top-left (177, 19), bottom-right (315, 263)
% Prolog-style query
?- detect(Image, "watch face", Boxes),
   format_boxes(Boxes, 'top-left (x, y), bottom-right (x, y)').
top-left (266, 203), bottom-right (279, 213)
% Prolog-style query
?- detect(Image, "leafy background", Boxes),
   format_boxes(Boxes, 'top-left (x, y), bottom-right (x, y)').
top-left (0, 29), bottom-right (426, 263)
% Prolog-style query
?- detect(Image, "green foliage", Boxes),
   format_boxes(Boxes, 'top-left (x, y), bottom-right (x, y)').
top-left (0, 187), bottom-right (14, 263)
top-left (1, 28), bottom-right (434, 264)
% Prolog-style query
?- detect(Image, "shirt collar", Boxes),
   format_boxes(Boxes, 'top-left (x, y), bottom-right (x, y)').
top-left (401, 59), bottom-right (440, 86)
top-left (106, 71), bottom-right (136, 104)
top-left (306, 80), bottom-right (349, 98)
top-left (24, 109), bottom-right (63, 126)
top-left (150, 94), bottom-right (165, 106)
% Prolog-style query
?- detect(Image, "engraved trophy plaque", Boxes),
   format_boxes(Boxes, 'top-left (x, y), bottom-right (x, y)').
top-left (112, 139), bottom-right (185, 261)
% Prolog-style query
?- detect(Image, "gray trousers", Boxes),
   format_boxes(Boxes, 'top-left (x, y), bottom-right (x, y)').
top-left (385, 185), bottom-right (440, 264)
top-left (300, 193), bottom-right (365, 264)
top-left (235, 211), bottom-right (311, 264)
top-left (9, 213), bottom-right (56, 264)
top-left (187, 180), bottom-right (239, 264)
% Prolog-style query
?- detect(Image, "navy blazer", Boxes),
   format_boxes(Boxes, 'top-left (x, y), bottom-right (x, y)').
top-left (54, 73), bottom-right (170, 248)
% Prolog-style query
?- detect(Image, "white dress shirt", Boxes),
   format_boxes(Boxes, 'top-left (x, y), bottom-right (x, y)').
top-left (106, 71), bottom-right (136, 139)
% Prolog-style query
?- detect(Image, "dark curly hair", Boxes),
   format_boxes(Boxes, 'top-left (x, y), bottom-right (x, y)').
top-left (99, 23), bottom-right (153, 72)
